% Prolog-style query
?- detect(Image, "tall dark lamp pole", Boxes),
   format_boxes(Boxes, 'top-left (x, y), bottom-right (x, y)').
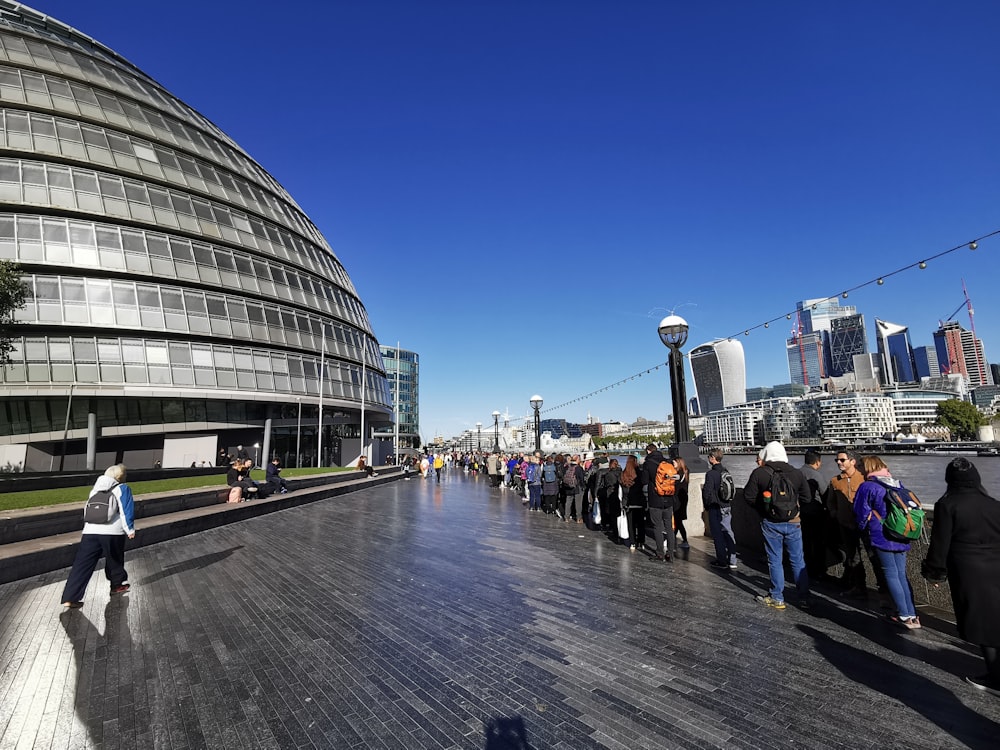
top-left (530, 395), bottom-right (543, 452)
top-left (492, 410), bottom-right (501, 453)
top-left (476, 422), bottom-right (482, 452)
top-left (658, 316), bottom-right (704, 470)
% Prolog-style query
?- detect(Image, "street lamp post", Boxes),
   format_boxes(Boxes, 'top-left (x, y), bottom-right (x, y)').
top-left (530, 395), bottom-right (543, 452)
top-left (658, 315), bottom-right (690, 444)
top-left (492, 410), bottom-right (501, 453)
top-left (476, 422), bottom-right (482, 452)
top-left (253, 442), bottom-right (260, 468)
top-left (657, 315), bottom-right (706, 474)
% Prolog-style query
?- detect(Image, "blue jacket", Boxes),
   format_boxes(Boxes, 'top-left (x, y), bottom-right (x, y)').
top-left (854, 476), bottom-right (911, 552)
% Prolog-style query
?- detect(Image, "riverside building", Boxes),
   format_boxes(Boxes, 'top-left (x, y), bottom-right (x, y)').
top-left (0, 3), bottom-right (391, 471)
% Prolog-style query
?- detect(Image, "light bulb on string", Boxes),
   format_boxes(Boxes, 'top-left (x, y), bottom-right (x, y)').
top-left (764, 322), bottom-right (769, 328)
top-left (842, 292), bottom-right (848, 299)
top-left (877, 278), bottom-right (884, 285)
top-left (970, 242), bottom-right (978, 250)
top-left (919, 261), bottom-right (927, 269)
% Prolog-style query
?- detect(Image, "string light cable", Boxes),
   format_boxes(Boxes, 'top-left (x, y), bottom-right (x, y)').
top-left (473, 229), bottom-right (998, 431)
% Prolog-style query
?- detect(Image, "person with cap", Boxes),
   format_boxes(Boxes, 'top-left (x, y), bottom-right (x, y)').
top-left (922, 457), bottom-right (1000, 696)
top-left (743, 441), bottom-right (811, 609)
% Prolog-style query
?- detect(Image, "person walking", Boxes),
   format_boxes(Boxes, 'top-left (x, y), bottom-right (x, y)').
top-left (744, 441), bottom-right (810, 609)
top-left (922, 457), bottom-right (1000, 694)
top-left (621, 455), bottom-right (647, 551)
top-left (61, 464), bottom-right (136, 609)
top-left (641, 444), bottom-right (676, 562)
top-left (703, 448), bottom-right (738, 570)
top-left (854, 455), bottom-right (920, 629)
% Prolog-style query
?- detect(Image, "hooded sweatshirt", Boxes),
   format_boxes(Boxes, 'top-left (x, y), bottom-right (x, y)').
top-left (82, 475), bottom-right (135, 536)
top-left (743, 441), bottom-right (809, 521)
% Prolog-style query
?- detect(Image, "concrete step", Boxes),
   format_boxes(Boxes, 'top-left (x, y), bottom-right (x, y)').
top-left (0, 468), bottom-right (401, 584)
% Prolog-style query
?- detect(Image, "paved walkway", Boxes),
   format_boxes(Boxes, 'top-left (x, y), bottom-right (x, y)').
top-left (1, 470), bottom-right (997, 749)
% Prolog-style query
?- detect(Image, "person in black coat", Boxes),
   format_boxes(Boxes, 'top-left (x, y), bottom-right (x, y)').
top-left (640, 443), bottom-right (675, 562)
top-left (922, 457), bottom-right (1000, 696)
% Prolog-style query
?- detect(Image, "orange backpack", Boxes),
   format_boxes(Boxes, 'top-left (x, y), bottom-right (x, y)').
top-left (654, 460), bottom-right (677, 496)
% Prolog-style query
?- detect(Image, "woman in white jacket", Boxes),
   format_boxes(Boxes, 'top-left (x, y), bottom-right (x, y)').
top-left (61, 464), bottom-right (136, 609)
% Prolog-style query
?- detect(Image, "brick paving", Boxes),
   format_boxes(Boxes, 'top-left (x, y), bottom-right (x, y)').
top-left (1, 471), bottom-right (998, 749)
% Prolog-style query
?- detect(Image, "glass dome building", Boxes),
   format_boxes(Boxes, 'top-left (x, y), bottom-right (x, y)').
top-left (0, 2), bottom-right (391, 471)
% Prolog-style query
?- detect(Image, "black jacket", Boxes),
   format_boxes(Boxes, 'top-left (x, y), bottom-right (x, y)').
top-left (641, 450), bottom-right (671, 509)
top-left (702, 462), bottom-right (728, 508)
top-left (743, 460), bottom-right (809, 521)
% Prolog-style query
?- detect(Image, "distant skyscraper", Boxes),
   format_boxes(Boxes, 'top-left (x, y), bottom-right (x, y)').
top-left (992, 363), bottom-right (1000, 386)
top-left (786, 331), bottom-right (826, 386)
top-left (875, 319), bottom-right (917, 385)
top-left (787, 298), bottom-right (857, 385)
top-left (913, 346), bottom-right (940, 379)
top-left (829, 314), bottom-right (868, 376)
top-left (689, 339), bottom-right (746, 415)
top-left (799, 298), bottom-right (857, 335)
top-left (934, 321), bottom-right (993, 386)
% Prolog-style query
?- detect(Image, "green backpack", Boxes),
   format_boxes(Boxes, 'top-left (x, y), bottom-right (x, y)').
top-left (872, 483), bottom-right (925, 542)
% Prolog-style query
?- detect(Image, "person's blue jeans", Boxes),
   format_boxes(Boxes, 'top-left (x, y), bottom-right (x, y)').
top-left (875, 548), bottom-right (916, 619)
top-left (708, 505), bottom-right (738, 565)
top-left (528, 484), bottom-right (542, 510)
top-left (761, 519), bottom-right (809, 601)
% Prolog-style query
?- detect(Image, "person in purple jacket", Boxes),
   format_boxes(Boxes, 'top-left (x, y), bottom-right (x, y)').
top-left (854, 455), bottom-right (920, 630)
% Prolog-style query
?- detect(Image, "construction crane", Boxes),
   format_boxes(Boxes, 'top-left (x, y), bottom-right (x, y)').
top-left (938, 280), bottom-right (986, 384)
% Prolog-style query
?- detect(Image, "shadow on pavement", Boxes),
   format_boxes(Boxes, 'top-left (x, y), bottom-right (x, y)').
top-left (798, 624), bottom-right (999, 749)
top-left (137, 546), bottom-right (245, 586)
top-left (484, 716), bottom-right (534, 750)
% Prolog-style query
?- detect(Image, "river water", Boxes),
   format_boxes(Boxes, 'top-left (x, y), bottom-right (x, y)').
top-left (718, 453), bottom-right (1000, 506)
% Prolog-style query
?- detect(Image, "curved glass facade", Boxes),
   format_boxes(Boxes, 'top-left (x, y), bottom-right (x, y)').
top-left (0, 3), bottom-right (390, 470)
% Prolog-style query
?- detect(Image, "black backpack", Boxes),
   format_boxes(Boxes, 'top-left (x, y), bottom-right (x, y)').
top-left (764, 468), bottom-right (799, 522)
top-left (83, 486), bottom-right (119, 524)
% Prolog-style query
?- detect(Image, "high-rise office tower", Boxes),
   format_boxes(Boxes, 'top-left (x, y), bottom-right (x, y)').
top-left (913, 346), bottom-right (940, 379)
top-left (829, 313), bottom-right (868, 376)
top-left (875, 319), bottom-right (917, 385)
top-left (934, 321), bottom-right (993, 386)
top-left (786, 331), bottom-right (826, 386)
top-left (689, 339), bottom-right (746, 415)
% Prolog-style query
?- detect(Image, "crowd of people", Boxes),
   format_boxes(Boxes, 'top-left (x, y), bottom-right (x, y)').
top-left (59, 440), bottom-right (1000, 697)
top-left (449, 440), bottom-right (1000, 698)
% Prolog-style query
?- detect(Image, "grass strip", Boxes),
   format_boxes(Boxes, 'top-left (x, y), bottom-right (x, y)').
top-left (0, 466), bottom-right (352, 512)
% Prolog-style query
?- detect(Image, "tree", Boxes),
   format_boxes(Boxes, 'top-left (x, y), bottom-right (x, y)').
top-left (0, 261), bottom-right (29, 367)
top-left (935, 399), bottom-right (985, 441)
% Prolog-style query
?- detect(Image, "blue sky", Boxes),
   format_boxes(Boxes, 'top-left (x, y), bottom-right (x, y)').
top-left (29, 0), bottom-right (1000, 441)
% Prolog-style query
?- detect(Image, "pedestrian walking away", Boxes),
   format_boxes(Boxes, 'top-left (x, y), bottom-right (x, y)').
top-left (61, 464), bottom-right (136, 609)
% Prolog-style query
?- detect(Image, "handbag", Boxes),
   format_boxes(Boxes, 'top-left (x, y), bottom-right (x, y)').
top-left (591, 498), bottom-right (602, 526)
top-left (617, 510), bottom-right (629, 540)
